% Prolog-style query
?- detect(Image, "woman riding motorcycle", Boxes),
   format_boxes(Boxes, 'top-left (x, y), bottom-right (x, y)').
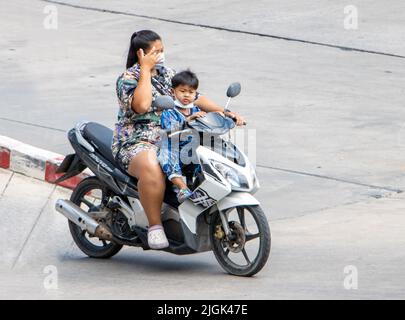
top-left (111, 30), bottom-right (245, 249)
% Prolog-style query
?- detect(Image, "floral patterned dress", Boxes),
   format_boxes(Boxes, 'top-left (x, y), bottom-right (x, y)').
top-left (111, 64), bottom-right (176, 172)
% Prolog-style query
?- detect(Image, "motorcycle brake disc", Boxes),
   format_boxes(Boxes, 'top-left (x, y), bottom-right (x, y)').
top-left (224, 221), bottom-right (246, 253)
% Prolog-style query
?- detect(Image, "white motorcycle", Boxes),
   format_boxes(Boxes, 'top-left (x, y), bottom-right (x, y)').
top-left (55, 83), bottom-right (271, 276)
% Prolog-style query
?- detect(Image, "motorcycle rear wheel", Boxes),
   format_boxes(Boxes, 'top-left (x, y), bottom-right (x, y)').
top-left (210, 205), bottom-right (271, 277)
top-left (69, 177), bottom-right (123, 259)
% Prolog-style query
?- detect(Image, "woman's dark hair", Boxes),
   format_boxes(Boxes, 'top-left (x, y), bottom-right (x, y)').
top-left (126, 30), bottom-right (161, 68)
top-left (172, 70), bottom-right (199, 89)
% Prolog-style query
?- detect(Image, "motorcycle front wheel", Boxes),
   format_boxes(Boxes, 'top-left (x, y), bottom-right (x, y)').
top-left (210, 205), bottom-right (271, 277)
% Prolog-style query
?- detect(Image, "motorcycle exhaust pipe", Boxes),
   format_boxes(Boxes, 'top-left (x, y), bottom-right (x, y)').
top-left (55, 199), bottom-right (113, 241)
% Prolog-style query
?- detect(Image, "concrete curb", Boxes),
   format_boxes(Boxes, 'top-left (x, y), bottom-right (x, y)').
top-left (0, 135), bottom-right (92, 190)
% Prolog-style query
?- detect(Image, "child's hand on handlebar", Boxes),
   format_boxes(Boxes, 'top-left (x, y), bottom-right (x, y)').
top-left (187, 111), bottom-right (207, 121)
top-left (224, 110), bottom-right (246, 126)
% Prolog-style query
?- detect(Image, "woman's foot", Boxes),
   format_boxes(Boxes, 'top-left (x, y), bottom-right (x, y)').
top-left (147, 225), bottom-right (169, 249)
top-left (177, 188), bottom-right (193, 203)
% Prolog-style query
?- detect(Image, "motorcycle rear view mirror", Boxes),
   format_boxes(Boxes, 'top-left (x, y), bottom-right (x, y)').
top-left (224, 82), bottom-right (242, 111)
top-left (153, 95), bottom-right (175, 110)
top-left (226, 82), bottom-right (241, 98)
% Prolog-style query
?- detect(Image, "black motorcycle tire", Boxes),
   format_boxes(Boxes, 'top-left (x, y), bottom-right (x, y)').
top-left (68, 177), bottom-right (123, 259)
top-left (210, 205), bottom-right (271, 277)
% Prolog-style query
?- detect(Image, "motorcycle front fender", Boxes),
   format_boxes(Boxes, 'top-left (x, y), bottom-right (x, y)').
top-left (216, 192), bottom-right (260, 212)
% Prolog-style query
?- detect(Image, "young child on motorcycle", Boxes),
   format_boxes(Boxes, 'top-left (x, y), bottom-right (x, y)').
top-left (158, 70), bottom-right (206, 203)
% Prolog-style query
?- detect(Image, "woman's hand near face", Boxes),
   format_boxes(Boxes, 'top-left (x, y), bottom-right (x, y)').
top-left (131, 46), bottom-right (161, 114)
top-left (131, 45), bottom-right (164, 114)
top-left (137, 46), bottom-right (162, 71)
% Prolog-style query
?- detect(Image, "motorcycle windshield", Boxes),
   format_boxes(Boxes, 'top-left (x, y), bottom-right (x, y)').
top-left (188, 112), bottom-right (235, 135)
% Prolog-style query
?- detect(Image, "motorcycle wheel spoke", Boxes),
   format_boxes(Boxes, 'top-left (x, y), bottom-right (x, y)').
top-left (245, 233), bottom-right (260, 242)
top-left (101, 240), bottom-right (107, 246)
top-left (224, 248), bottom-right (230, 256)
top-left (242, 249), bottom-right (251, 265)
top-left (80, 197), bottom-right (97, 211)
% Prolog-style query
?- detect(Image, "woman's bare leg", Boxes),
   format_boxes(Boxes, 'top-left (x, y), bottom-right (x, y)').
top-left (127, 150), bottom-right (166, 226)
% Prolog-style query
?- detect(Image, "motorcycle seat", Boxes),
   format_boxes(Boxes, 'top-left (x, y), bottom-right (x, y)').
top-left (82, 122), bottom-right (118, 166)
top-left (82, 122), bottom-right (180, 208)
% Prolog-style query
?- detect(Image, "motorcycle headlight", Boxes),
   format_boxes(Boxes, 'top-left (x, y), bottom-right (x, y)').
top-left (210, 160), bottom-right (249, 189)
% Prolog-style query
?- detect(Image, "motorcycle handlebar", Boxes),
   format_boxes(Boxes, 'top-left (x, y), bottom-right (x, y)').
top-left (227, 114), bottom-right (247, 126)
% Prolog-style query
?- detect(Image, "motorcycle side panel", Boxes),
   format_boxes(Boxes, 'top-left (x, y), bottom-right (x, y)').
top-left (180, 215), bottom-right (212, 252)
top-left (127, 196), bottom-right (150, 229)
top-left (179, 173), bottom-right (231, 234)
